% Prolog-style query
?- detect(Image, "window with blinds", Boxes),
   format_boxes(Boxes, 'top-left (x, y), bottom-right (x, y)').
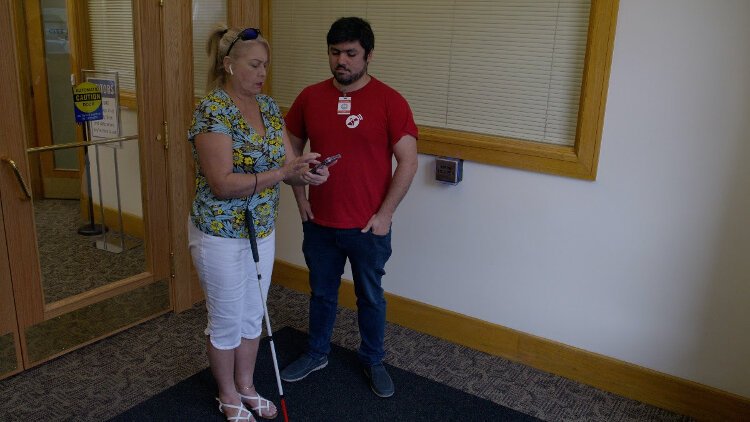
top-left (270, 0), bottom-right (590, 147)
top-left (192, 1), bottom-right (227, 98)
top-left (87, 0), bottom-right (226, 99)
top-left (87, 0), bottom-right (135, 92)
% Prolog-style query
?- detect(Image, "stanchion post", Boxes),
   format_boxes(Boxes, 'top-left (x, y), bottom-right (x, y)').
top-left (77, 121), bottom-right (107, 236)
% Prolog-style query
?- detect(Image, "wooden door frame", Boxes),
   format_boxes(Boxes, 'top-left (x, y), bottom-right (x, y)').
top-left (160, 0), bottom-right (193, 312)
top-left (166, 0), bottom-right (262, 312)
top-left (133, 0), bottom-right (170, 285)
top-left (0, 3), bottom-right (28, 368)
top-left (0, 1), bottom-right (46, 333)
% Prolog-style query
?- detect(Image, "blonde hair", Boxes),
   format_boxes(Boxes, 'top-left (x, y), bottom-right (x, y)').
top-left (205, 26), bottom-right (270, 92)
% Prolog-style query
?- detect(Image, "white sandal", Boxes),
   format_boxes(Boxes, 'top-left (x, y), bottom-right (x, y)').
top-left (238, 391), bottom-right (278, 420)
top-left (216, 397), bottom-right (255, 422)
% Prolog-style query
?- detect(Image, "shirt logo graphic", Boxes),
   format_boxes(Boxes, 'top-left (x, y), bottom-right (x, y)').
top-left (345, 114), bottom-right (363, 129)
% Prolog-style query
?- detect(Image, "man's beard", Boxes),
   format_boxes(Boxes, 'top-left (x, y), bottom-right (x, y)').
top-left (332, 64), bottom-right (367, 86)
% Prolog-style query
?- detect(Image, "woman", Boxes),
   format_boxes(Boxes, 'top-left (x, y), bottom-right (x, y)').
top-left (188, 26), bottom-right (328, 422)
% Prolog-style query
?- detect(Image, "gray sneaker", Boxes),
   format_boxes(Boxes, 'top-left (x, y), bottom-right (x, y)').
top-left (364, 363), bottom-right (394, 398)
top-left (280, 354), bottom-right (328, 382)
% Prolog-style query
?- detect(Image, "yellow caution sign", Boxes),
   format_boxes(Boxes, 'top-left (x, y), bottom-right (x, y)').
top-left (73, 82), bottom-right (103, 122)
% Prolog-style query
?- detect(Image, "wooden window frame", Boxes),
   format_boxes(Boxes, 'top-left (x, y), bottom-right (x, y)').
top-left (260, 0), bottom-right (618, 180)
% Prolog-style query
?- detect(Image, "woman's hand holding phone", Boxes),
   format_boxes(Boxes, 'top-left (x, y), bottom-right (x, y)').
top-left (300, 153), bottom-right (338, 186)
top-left (311, 153), bottom-right (341, 175)
top-left (296, 154), bottom-right (339, 221)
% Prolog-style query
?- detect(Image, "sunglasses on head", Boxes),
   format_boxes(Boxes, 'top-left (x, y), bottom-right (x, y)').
top-left (226, 27), bottom-right (262, 56)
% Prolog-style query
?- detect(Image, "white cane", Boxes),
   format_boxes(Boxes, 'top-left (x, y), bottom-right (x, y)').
top-left (246, 204), bottom-right (289, 422)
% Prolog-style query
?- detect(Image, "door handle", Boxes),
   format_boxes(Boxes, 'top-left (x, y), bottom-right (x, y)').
top-left (1, 156), bottom-right (32, 200)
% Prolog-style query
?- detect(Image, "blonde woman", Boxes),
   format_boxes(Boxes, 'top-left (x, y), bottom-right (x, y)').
top-left (188, 26), bottom-right (328, 421)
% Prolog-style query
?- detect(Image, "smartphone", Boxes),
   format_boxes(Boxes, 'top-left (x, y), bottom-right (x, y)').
top-left (310, 154), bottom-right (341, 174)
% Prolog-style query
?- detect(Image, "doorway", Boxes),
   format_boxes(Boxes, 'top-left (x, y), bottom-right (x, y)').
top-left (0, 0), bottom-right (171, 377)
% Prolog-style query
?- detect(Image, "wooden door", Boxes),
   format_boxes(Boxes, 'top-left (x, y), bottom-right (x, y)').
top-left (0, 0), bottom-right (171, 375)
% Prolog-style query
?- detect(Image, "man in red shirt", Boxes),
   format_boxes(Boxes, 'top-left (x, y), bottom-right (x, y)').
top-left (280, 17), bottom-right (418, 398)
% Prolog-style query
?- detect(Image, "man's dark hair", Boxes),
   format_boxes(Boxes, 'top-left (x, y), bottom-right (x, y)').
top-left (327, 17), bottom-right (374, 56)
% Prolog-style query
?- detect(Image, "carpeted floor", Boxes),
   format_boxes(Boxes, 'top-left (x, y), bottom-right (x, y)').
top-left (34, 198), bottom-right (145, 303)
top-left (111, 326), bottom-right (542, 421)
top-left (0, 285), bottom-right (691, 422)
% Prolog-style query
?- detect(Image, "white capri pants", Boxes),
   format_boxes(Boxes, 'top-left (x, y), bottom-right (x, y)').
top-left (188, 220), bottom-right (274, 350)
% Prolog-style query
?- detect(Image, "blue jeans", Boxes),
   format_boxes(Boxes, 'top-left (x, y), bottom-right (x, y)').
top-left (302, 221), bottom-right (392, 366)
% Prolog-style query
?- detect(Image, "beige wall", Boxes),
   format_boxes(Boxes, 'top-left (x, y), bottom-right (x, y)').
top-left (274, 0), bottom-right (750, 398)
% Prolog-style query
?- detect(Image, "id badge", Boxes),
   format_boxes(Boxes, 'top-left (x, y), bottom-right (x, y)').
top-left (337, 96), bottom-right (351, 115)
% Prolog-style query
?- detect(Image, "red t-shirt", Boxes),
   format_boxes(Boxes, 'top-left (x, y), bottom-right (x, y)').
top-left (286, 77), bottom-right (418, 229)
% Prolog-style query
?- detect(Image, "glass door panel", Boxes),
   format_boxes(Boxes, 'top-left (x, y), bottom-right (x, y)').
top-left (27, 0), bottom-right (146, 304)
top-left (192, 0), bottom-right (227, 98)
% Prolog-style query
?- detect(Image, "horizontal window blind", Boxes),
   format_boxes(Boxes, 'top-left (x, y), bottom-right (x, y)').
top-left (87, 0), bottom-right (136, 92)
top-left (271, 0), bottom-right (590, 146)
top-left (271, 1), bottom-right (363, 105)
top-left (192, 0), bottom-right (227, 97)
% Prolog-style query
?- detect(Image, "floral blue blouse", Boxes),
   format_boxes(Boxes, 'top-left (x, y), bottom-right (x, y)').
top-left (189, 88), bottom-right (286, 239)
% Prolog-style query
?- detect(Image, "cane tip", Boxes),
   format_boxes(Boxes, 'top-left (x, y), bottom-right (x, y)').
top-left (281, 398), bottom-right (289, 422)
